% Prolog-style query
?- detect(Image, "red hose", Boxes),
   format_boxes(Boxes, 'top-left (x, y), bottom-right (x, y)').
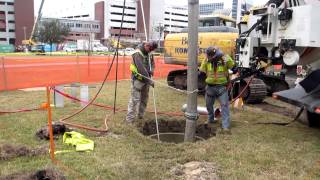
top-left (0, 107), bottom-right (44, 114)
top-left (230, 75), bottom-right (254, 104)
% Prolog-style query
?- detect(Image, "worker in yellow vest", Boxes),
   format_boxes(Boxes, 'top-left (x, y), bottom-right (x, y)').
top-left (199, 46), bottom-right (235, 134)
top-left (126, 41), bottom-right (158, 123)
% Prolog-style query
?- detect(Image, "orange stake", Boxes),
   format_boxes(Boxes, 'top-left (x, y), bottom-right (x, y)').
top-left (46, 86), bottom-right (55, 162)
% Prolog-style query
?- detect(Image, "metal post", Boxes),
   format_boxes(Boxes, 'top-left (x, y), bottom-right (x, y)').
top-left (236, 0), bottom-right (242, 25)
top-left (184, 0), bottom-right (199, 142)
top-left (54, 85), bottom-right (64, 107)
top-left (140, 0), bottom-right (148, 41)
top-left (80, 85), bottom-right (89, 107)
top-left (23, 26), bottom-right (27, 40)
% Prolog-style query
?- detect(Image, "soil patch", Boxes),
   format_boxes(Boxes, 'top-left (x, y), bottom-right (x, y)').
top-left (251, 102), bottom-right (295, 118)
top-left (0, 168), bottom-right (65, 180)
top-left (170, 161), bottom-right (220, 180)
top-left (0, 144), bottom-right (47, 160)
top-left (36, 122), bottom-right (71, 140)
top-left (141, 119), bottom-right (216, 140)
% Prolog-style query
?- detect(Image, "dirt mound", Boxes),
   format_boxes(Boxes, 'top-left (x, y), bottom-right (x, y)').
top-left (141, 119), bottom-right (216, 139)
top-left (0, 168), bottom-right (65, 180)
top-left (170, 161), bottom-right (220, 180)
top-left (0, 144), bottom-right (47, 160)
top-left (36, 122), bottom-right (71, 140)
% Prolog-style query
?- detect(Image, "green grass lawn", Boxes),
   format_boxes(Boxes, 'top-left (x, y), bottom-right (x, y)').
top-left (1, 79), bottom-right (320, 179)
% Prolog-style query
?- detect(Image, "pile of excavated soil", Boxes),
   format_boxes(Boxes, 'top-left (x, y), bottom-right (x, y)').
top-left (0, 144), bottom-right (47, 160)
top-left (0, 168), bottom-right (65, 180)
top-left (170, 161), bottom-right (220, 180)
top-left (36, 122), bottom-right (71, 140)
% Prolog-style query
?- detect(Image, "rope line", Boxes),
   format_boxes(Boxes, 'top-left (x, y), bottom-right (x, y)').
top-left (52, 88), bottom-right (184, 117)
top-left (57, 1), bottom-right (127, 132)
top-left (0, 107), bottom-right (44, 114)
top-left (137, 72), bottom-right (199, 95)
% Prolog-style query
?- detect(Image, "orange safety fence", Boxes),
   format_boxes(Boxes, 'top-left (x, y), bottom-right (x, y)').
top-left (0, 55), bottom-right (185, 91)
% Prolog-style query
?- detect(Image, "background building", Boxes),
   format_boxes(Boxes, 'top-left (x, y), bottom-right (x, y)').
top-left (232, 0), bottom-right (253, 21)
top-left (95, 0), bottom-right (137, 41)
top-left (199, 2), bottom-right (224, 15)
top-left (163, 6), bottom-right (188, 34)
top-left (41, 18), bottom-right (101, 42)
top-left (0, 0), bottom-right (34, 46)
top-left (95, 0), bottom-right (188, 42)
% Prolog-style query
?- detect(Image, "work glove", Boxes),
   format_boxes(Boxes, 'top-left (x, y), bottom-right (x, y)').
top-left (231, 67), bottom-right (238, 74)
top-left (149, 79), bottom-right (155, 88)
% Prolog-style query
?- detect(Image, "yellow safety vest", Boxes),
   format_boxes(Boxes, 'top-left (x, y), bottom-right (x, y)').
top-left (199, 55), bottom-right (235, 85)
top-left (63, 131), bottom-right (94, 152)
top-left (130, 49), bottom-right (149, 80)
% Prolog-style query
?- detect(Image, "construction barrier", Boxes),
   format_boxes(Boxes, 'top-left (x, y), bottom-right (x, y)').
top-left (0, 55), bottom-right (184, 91)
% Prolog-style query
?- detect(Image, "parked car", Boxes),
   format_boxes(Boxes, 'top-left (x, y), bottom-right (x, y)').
top-left (63, 47), bottom-right (77, 52)
top-left (93, 44), bottom-right (108, 52)
top-left (118, 48), bottom-right (135, 56)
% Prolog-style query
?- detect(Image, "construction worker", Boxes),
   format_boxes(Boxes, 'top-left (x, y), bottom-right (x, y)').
top-left (126, 41), bottom-right (158, 123)
top-left (199, 46), bottom-right (235, 134)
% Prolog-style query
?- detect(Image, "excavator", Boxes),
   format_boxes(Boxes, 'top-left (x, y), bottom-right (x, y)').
top-left (164, 13), bottom-right (289, 104)
top-left (22, 0), bottom-right (45, 53)
top-left (237, 0), bottom-right (320, 124)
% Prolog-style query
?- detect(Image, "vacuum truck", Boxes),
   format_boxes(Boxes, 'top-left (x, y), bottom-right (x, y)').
top-left (237, 0), bottom-right (320, 124)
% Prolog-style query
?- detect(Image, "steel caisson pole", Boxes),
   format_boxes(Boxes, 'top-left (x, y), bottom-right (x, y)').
top-left (184, 0), bottom-right (199, 142)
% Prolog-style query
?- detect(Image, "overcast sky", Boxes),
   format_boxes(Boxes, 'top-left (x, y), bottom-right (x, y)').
top-left (35, 0), bottom-right (269, 17)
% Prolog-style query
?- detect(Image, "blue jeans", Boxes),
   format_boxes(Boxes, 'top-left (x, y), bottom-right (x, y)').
top-left (205, 85), bottom-right (230, 129)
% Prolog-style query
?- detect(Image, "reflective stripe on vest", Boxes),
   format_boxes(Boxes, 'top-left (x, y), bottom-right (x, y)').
top-left (130, 49), bottom-right (149, 80)
top-left (205, 57), bottom-right (229, 85)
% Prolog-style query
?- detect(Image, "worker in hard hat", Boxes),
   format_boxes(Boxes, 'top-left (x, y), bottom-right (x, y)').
top-left (199, 46), bottom-right (235, 134)
top-left (126, 41), bottom-right (158, 123)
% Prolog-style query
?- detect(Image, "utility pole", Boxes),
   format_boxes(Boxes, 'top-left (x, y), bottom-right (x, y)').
top-left (184, 0), bottom-right (199, 142)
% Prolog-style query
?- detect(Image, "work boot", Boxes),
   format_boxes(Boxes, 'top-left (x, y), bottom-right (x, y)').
top-left (220, 128), bottom-right (231, 135)
top-left (208, 118), bottom-right (218, 124)
top-left (125, 117), bottom-right (134, 124)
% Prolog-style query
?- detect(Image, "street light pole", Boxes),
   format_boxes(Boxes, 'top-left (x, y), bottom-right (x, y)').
top-left (184, 0), bottom-right (199, 142)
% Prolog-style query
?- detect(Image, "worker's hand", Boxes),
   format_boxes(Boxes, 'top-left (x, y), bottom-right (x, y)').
top-left (231, 67), bottom-right (238, 74)
top-left (198, 71), bottom-right (206, 78)
top-left (149, 80), bottom-right (155, 88)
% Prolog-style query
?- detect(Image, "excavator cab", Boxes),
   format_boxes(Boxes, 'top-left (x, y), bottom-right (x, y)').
top-left (199, 14), bottom-right (236, 28)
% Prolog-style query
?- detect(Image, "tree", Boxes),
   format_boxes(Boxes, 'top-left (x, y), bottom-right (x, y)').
top-left (154, 23), bottom-right (167, 41)
top-left (35, 20), bottom-right (70, 53)
top-left (154, 23), bottom-right (167, 51)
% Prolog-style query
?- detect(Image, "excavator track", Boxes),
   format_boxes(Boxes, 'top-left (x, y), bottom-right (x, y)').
top-left (241, 78), bottom-right (267, 104)
top-left (168, 70), bottom-right (267, 104)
